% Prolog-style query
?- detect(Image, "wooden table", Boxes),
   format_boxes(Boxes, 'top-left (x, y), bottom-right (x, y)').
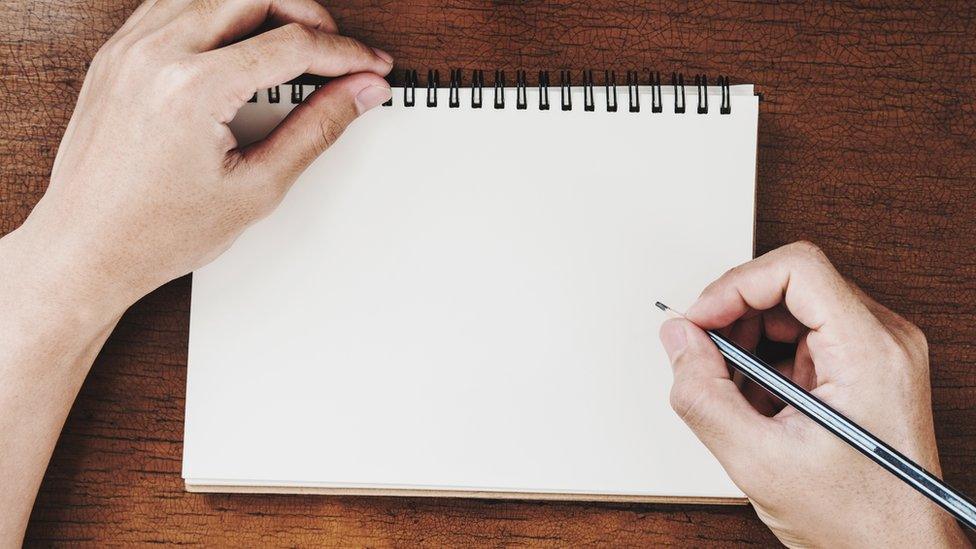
top-left (3, 0), bottom-right (975, 545)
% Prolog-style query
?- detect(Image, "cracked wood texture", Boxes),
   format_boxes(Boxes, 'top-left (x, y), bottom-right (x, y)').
top-left (2, 0), bottom-right (975, 546)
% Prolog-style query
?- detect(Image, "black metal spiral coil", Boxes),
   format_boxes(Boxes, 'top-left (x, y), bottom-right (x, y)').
top-left (538, 70), bottom-right (550, 110)
top-left (263, 70), bottom-right (735, 114)
top-left (516, 70), bottom-right (528, 110)
top-left (426, 69), bottom-right (439, 107)
top-left (493, 70), bottom-right (505, 109)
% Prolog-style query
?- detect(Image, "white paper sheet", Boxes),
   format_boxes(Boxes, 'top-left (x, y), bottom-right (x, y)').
top-left (183, 84), bottom-right (758, 499)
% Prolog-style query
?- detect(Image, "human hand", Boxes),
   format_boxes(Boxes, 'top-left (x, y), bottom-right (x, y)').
top-left (2, 4), bottom-right (394, 541)
top-left (659, 242), bottom-right (969, 548)
top-left (15, 0), bottom-right (393, 315)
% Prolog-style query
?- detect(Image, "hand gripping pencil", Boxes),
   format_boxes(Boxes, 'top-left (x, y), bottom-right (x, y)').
top-left (655, 302), bottom-right (976, 531)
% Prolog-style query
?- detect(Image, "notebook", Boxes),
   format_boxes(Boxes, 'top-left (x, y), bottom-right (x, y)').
top-left (183, 71), bottom-right (759, 503)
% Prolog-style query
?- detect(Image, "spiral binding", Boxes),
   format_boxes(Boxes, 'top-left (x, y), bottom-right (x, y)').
top-left (516, 70), bottom-right (527, 110)
top-left (449, 69), bottom-right (461, 108)
top-left (493, 70), bottom-right (505, 109)
top-left (605, 70), bottom-right (617, 112)
top-left (582, 70), bottom-right (594, 111)
top-left (559, 70), bottom-right (572, 111)
top-left (262, 70), bottom-right (734, 114)
top-left (426, 69), bottom-right (439, 107)
top-left (539, 71), bottom-right (550, 110)
top-left (672, 72), bottom-right (686, 113)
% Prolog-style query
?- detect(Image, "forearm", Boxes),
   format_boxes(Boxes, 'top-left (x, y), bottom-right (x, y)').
top-left (0, 219), bottom-right (128, 546)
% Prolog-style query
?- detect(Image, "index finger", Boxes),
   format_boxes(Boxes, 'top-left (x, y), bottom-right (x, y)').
top-left (197, 24), bottom-right (392, 111)
top-left (164, 0), bottom-right (339, 52)
top-left (685, 241), bottom-right (874, 336)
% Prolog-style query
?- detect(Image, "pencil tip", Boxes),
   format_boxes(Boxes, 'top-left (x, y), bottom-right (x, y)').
top-left (654, 301), bottom-right (668, 312)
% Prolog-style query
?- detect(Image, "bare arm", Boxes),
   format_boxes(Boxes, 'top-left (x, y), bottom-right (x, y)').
top-left (0, 225), bottom-right (125, 545)
top-left (0, 0), bottom-right (392, 543)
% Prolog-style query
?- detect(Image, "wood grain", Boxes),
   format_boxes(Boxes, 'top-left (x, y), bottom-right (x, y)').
top-left (2, 0), bottom-right (975, 545)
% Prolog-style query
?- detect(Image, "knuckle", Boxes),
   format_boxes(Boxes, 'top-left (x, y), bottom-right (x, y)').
top-left (98, 35), bottom-right (166, 82)
top-left (784, 240), bottom-right (840, 283)
top-left (125, 32), bottom-right (169, 64)
top-left (123, 39), bottom-right (154, 65)
top-left (878, 330), bottom-right (905, 357)
top-left (877, 310), bottom-right (929, 368)
top-left (192, 0), bottom-right (220, 18)
top-left (280, 22), bottom-right (317, 48)
top-left (877, 328), bottom-right (927, 379)
top-left (721, 263), bottom-right (743, 281)
top-left (703, 265), bottom-right (741, 295)
top-left (93, 39), bottom-right (117, 64)
top-left (788, 240), bottom-right (827, 263)
top-left (324, 34), bottom-right (372, 63)
top-left (696, 280), bottom-right (719, 302)
top-left (344, 36), bottom-right (374, 59)
top-left (902, 321), bottom-right (929, 360)
top-left (906, 322), bottom-right (928, 351)
top-left (315, 114), bottom-right (347, 152)
top-left (161, 60), bottom-right (207, 94)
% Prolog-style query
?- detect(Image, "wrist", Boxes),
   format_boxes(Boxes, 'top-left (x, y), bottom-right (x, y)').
top-left (2, 209), bottom-right (138, 327)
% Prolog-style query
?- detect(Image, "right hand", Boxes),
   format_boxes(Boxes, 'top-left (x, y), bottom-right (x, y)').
top-left (659, 242), bottom-right (969, 547)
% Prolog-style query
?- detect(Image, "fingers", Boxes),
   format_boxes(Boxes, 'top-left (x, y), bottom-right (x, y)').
top-left (198, 24), bottom-right (392, 106)
top-left (237, 72), bottom-right (391, 186)
top-left (761, 304), bottom-right (806, 343)
top-left (116, 0), bottom-right (165, 36)
top-left (165, 0), bottom-right (338, 51)
top-left (728, 314), bottom-right (761, 351)
top-left (686, 241), bottom-right (874, 338)
top-left (739, 358), bottom-right (792, 416)
top-left (125, 0), bottom-right (195, 37)
top-left (771, 339), bottom-right (818, 422)
top-left (739, 341), bottom-right (817, 417)
top-left (659, 318), bottom-right (775, 463)
top-left (717, 306), bottom-right (805, 353)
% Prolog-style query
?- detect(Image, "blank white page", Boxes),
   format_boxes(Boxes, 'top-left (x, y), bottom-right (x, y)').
top-left (183, 84), bottom-right (758, 500)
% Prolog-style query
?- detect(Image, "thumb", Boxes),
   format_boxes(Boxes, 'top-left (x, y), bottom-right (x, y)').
top-left (242, 72), bottom-right (391, 184)
top-left (659, 318), bottom-right (774, 464)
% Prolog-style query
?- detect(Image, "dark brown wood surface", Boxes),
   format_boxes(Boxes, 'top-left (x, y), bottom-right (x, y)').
top-left (2, 0), bottom-right (975, 546)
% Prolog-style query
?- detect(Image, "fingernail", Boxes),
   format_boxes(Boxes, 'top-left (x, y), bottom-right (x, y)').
top-left (372, 47), bottom-right (394, 65)
top-left (659, 319), bottom-right (688, 367)
top-left (355, 84), bottom-right (392, 113)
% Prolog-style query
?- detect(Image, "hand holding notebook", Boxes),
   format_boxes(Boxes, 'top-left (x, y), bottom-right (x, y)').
top-left (0, 2), bottom-right (396, 543)
top-left (28, 12), bottom-right (395, 308)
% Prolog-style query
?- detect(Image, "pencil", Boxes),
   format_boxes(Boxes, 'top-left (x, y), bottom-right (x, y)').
top-left (655, 301), bottom-right (976, 531)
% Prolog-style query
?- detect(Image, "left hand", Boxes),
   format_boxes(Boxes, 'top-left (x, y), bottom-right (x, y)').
top-left (0, 2), bottom-right (392, 543)
top-left (16, 0), bottom-right (394, 315)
